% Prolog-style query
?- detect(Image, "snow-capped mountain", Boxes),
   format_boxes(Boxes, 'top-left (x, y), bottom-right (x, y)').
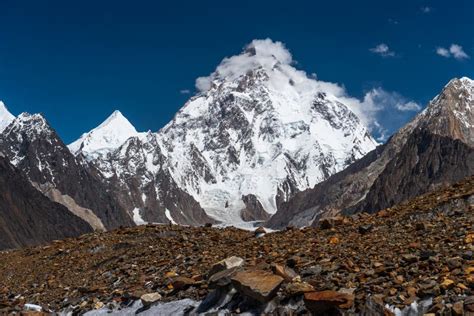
top-left (0, 101), bottom-right (15, 132)
top-left (71, 39), bottom-right (378, 226)
top-left (157, 41), bottom-right (377, 224)
top-left (69, 110), bottom-right (140, 159)
top-left (268, 76), bottom-right (474, 228)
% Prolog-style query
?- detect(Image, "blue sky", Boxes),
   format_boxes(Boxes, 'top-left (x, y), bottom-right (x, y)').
top-left (0, 0), bottom-right (472, 143)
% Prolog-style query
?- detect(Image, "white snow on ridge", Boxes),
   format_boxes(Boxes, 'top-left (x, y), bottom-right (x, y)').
top-left (165, 209), bottom-right (177, 224)
top-left (132, 208), bottom-right (147, 225)
top-left (68, 110), bottom-right (139, 159)
top-left (0, 101), bottom-right (15, 132)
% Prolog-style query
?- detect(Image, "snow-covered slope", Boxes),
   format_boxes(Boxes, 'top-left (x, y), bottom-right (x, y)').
top-left (71, 39), bottom-right (377, 226)
top-left (0, 101), bottom-right (15, 133)
top-left (155, 40), bottom-right (377, 223)
top-left (68, 110), bottom-right (139, 159)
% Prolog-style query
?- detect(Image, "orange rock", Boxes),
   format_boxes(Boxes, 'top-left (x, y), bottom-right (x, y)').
top-left (304, 290), bottom-right (355, 312)
top-left (231, 269), bottom-right (283, 303)
top-left (329, 236), bottom-right (340, 244)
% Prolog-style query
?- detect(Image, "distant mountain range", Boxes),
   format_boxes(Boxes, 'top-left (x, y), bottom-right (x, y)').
top-left (268, 77), bottom-right (474, 228)
top-left (0, 41), bottom-right (472, 249)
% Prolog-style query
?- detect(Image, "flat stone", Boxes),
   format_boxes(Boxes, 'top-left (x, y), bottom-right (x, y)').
top-left (171, 276), bottom-right (195, 291)
top-left (208, 256), bottom-right (244, 277)
top-left (304, 290), bottom-right (355, 313)
top-left (231, 269), bottom-right (283, 303)
top-left (285, 281), bottom-right (314, 296)
top-left (140, 292), bottom-right (162, 307)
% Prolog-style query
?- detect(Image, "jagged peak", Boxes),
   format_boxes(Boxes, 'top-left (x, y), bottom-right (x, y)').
top-left (0, 101), bottom-right (15, 132)
top-left (68, 110), bottom-right (139, 157)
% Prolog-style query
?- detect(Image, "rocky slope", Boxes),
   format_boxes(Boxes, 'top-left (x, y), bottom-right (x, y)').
top-left (0, 176), bottom-right (472, 315)
top-left (71, 39), bottom-right (377, 226)
top-left (268, 77), bottom-right (474, 228)
top-left (0, 113), bottom-right (134, 230)
top-left (0, 155), bottom-right (92, 250)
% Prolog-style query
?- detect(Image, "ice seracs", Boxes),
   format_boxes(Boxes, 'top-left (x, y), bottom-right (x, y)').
top-left (0, 101), bottom-right (15, 133)
top-left (68, 110), bottom-right (140, 159)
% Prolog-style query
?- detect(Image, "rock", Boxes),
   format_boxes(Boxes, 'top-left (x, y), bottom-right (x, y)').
top-left (446, 257), bottom-right (462, 270)
top-left (286, 256), bottom-right (301, 268)
top-left (358, 224), bottom-right (373, 234)
top-left (285, 281), bottom-right (314, 296)
top-left (441, 278), bottom-right (455, 290)
top-left (208, 267), bottom-right (240, 289)
top-left (401, 254), bottom-right (418, 263)
top-left (254, 227), bottom-right (266, 236)
top-left (231, 269), bottom-right (283, 303)
top-left (93, 301), bottom-right (104, 309)
top-left (420, 250), bottom-right (436, 260)
top-left (204, 223), bottom-right (213, 228)
top-left (318, 216), bottom-right (344, 229)
top-left (272, 264), bottom-right (298, 281)
top-left (452, 301), bottom-right (463, 315)
top-left (171, 276), bottom-right (196, 291)
top-left (208, 256), bottom-right (244, 277)
top-left (23, 304), bottom-right (42, 312)
top-left (304, 290), bottom-right (354, 313)
top-left (415, 222), bottom-right (427, 231)
top-left (301, 265), bottom-right (322, 277)
top-left (140, 292), bottom-right (162, 307)
top-left (465, 296), bottom-right (474, 312)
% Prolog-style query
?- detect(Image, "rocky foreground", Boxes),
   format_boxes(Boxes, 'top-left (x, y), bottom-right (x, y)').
top-left (0, 177), bottom-right (473, 315)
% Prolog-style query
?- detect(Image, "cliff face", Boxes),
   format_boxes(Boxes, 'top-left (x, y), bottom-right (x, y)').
top-left (0, 113), bottom-right (134, 230)
top-left (0, 156), bottom-right (92, 250)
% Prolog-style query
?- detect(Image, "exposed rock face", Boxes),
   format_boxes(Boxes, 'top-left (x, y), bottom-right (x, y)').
top-left (241, 194), bottom-right (270, 222)
top-left (268, 77), bottom-right (474, 228)
top-left (84, 132), bottom-right (215, 226)
top-left (0, 113), bottom-right (134, 230)
top-left (0, 156), bottom-right (92, 250)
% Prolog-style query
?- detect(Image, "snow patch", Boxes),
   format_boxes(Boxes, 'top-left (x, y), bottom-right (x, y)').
top-left (132, 208), bottom-right (146, 225)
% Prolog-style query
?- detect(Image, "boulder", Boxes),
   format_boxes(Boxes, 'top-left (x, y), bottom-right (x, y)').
top-left (231, 269), bottom-right (283, 303)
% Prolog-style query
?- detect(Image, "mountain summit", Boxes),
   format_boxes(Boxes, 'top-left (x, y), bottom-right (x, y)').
top-left (0, 101), bottom-right (15, 132)
top-left (68, 110), bottom-right (139, 159)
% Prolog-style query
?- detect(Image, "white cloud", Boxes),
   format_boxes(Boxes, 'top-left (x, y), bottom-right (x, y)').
top-left (436, 44), bottom-right (470, 60)
top-left (342, 88), bottom-right (420, 134)
top-left (369, 44), bottom-right (395, 57)
top-left (449, 44), bottom-right (469, 60)
top-left (195, 38), bottom-right (293, 92)
top-left (180, 89), bottom-right (191, 94)
top-left (421, 6), bottom-right (432, 13)
top-left (436, 47), bottom-right (450, 57)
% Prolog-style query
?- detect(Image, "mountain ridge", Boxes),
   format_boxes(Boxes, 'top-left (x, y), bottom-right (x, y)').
top-left (267, 76), bottom-right (474, 228)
